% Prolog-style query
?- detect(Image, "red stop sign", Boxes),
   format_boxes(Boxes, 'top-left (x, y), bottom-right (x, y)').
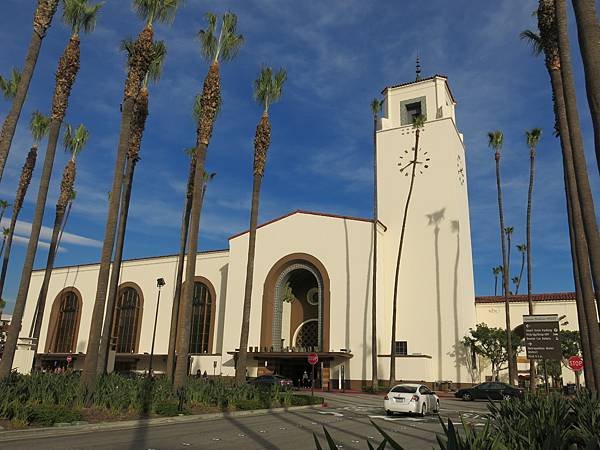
top-left (568, 355), bottom-right (584, 371)
top-left (308, 352), bottom-right (318, 365)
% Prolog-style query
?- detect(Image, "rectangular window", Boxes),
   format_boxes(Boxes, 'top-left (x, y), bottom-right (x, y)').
top-left (394, 341), bottom-right (408, 356)
top-left (400, 96), bottom-right (427, 125)
top-left (405, 102), bottom-right (422, 123)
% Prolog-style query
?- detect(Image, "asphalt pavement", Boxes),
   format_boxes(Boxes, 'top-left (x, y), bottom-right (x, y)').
top-left (0, 392), bottom-right (494, 450)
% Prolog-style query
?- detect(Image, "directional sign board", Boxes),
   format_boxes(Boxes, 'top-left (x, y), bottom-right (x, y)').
top-left (523, 314), bottom-right (561, 360)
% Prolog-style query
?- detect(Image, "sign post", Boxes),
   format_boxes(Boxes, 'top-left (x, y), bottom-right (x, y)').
top-left (568, 356), bottom-right (583, 390)
top-left (308, 352), bottom-right (318, 397)
top-left (524, 315), bottom-right (560, 392)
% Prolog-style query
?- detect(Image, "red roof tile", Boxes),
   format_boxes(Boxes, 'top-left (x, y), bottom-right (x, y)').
top-left (475, 292), bottom-right (577, 304)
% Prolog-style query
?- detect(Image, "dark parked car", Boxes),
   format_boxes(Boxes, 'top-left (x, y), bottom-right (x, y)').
top-left (248, 375), bottom-right (294, 390)
top-left (454, 382), bottom-right (524, 401)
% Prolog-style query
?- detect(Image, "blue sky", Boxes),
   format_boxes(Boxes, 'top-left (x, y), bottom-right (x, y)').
top-left (0, 0), bottom-right (599, 313)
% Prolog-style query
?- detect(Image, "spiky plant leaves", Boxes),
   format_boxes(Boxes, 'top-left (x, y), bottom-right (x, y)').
top-left (369, 419), bottom-right (407, 450)
top-left (63, 123), bottom-right (89, 159)
top-left (62, 0), bottom-right (103, 35)
top-left (371, 98), bottom-right (383, 115)
top-left (0, 69), bottom-right (22, 101)
top-left (488, 130), bottom-right (504, 153)
top-left (133, 0), bottom-right (179, 27)
top-left (526, 128), bottom-right (542, 149)
top-left (29, 110), bottom-right (51, 144)
top-left (412, 113), bottom-right (426, 129)
top-left (520, 30), bottom-right (543, 56)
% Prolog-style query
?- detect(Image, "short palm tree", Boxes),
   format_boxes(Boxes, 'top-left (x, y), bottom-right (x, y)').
top-left (492, 265), bottom-right (502, 296)
top-left (236, 66), bottom-right (286, 383)
top-left (0, 111), bottom-right (50, 303)
top-left (0, 0), bottom-right (59, 184)
top-left (31, 123), bottom-right (89, 351)
top-left (0, 200), bottom-right (9, 225)
top-left (0, 0), bottom-right (102, 380)
top-left (82, 0), bottom-right (179, 394)
top-left (390, 114), bottom-right (426, 384)
top-left (173, 11), bottom-right (242, 393)
top-left (515, 244), bottom-right (527, 295)
top-left (97, 40), bottom-right (167, 375)
top-left (370, 98), bottom-right (382, 391)
top-left (488, 130), bottom-right (516, 386)
top-left (0, 69), bottom-right (22, 101)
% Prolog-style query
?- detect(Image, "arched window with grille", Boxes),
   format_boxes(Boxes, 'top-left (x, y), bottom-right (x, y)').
top-left (47, 289), bottom-right (81, 353)
top-left (189, 280), bottom-right (214, 354)
top-left (112, 285), bottom-right (143, 353)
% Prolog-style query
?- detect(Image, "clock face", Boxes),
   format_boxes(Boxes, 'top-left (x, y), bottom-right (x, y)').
top-left (457, 154), bottom-right (465, 185)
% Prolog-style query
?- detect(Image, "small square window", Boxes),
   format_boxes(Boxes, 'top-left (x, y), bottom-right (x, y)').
top-left (400, 96), bottom-right (427, 125)
top-left (394, 341), bottom-right (408, 356)
top-left (405, 102), bottom-right (422, 123)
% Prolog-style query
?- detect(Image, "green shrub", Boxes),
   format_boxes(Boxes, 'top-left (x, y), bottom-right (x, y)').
top-left (153, 400), bottom-right (180, 417)
top-left (29, 404), bottom-right (83, 426)
top-left (236, 399), bottom-right (267, 410)
top-left (291, 394), bottom-right (323, 406)
top-left (570, 390), bottom-right (600, 448)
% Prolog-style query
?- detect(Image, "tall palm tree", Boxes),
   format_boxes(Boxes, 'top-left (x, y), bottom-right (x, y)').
top-left (554, 0), bottom-right (600, 302)
top-left (492, 266), bottom-right (502, 296)
top-left (56, 190), bottom-right (76, 250)
top-left (97, 40), bottom-right (167, 375)
top-left (553, 0), bottom-right (600, 391)
top-left (82, 0), bottom-right (178, 394)
top-left (370, 98), bottom-right (382, 391)
top-left (525, 129), bottom-right (541, 308)
top-left (514, 244), bottom-right (527, 295)
top-left (236, 66), bottom-right (286, 384)
top-left (488, 131), bottom-right (516, 386)
top-left (0, 0), bottom-right (59, 183)
top-left (570, 0), bottom-right (600, 173)
top-left (0, 200), bottom-right (9, 226)
top-left (0, 228), bottom-right (8, 257)
top-left (167, 91), bottom-right (218, 382)
top-left (504, 226), bottom-right (514, 290)
top-left (390, 115), bottom-right (426, 384)
top-left (173, 12), bottom-right (243, 392)
top-left (0, 69), bottom-right (22, 101)
top-left (0, 112), bottom-right (50, 301)
top-left (30, 123), bottom-right (88, 352)
top-left (0, 0), bottom-right (101, 380)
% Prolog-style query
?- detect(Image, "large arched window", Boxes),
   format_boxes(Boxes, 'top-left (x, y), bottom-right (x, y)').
top-left (47, 289), bottom-right (81, 353)
top-left (189, 281), bottom-right (214, 354)
top-left (112, 285), bottom-right (143, 353)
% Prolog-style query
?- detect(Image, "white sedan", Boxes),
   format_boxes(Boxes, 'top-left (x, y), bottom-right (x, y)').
top-left (383, 384), bottom-right (440, 416)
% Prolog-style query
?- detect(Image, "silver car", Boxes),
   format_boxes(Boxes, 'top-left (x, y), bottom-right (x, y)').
top-left (383, 383), bottom-right (440, 416)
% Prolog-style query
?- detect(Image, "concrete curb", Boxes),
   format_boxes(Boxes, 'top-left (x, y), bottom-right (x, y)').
top-left (0, 404), bottom-right (320, 442)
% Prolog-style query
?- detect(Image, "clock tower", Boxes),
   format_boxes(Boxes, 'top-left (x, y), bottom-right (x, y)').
top-left (375, 75), bottom-right (476, 383)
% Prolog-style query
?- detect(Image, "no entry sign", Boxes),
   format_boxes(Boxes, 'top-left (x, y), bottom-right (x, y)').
top-left (308, 352), bottom-right (318, 365)
top-left (568, 355), bottom-right (584, 372)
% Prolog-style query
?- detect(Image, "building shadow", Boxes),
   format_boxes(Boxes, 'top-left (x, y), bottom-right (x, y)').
top-left (362, 226), bottom-right (374, 383)
top-left (343, 219), bottom-right (351, 353)
top-left (426, 208), bottom-right (445, 382)
top-left (128, 376), bottom-right (154, 450)
top-left (451, 220), bottom-right (461, 384)
top-left (215, 263), bottom-right (229, 355)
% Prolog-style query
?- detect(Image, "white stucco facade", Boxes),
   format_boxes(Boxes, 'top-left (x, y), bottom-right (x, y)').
top-left (11, 76), bottom-right (484, 388)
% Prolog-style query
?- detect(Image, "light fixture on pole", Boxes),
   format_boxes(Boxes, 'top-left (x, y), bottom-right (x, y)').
top-left (149, 278), bottom-right (166, 377)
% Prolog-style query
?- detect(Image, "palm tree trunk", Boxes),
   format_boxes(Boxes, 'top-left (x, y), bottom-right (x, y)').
top-left (526, 148), bottom-right (536, 389)
top-left (0, 119), bottom-right (62, 379)
top-left (371, 114), bottom-right (379, 390)
top-left (97, 156), bottom-right (137, 375)
top-left (0, 237), bottom-right (5, 258)
top-left (549, 55), bottom-right (600, 391)
top-left (0, 0), bottom-right (58, 183)
top-left (516, 250), bottom-right (525, 295)
top-left (494, 275), bottom-right (498, 296)
top-left (82, 26), bottom-right (153, 396)
top-left (495, 152), bottom-right (516, 385)
top-left (167, 157), bottom-right (196, 382)
top-left (29, 208), bottom-right (65, 351)
top-left (566, 176), bottom-right (595, 389)
top-left (555, 0), bottom-right (600, 295)
top-left (236, 173), bottom-right (263, 383)
top-left (0, 215), bottom-right (18, 300)
top-left (174, 143), bottom-right (208, 392)
top-left (56, 199), bottom-right (74, 251)
top-left (571, 0), bottom-right (600, 174)
top-left (390, 128), bottom-right (421, 385)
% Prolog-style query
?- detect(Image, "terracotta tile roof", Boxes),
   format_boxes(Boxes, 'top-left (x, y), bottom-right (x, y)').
top-left (475, 292), bottom-right (577, 304)
top-left (381, 74), bottom-right (456, 103)
top-left (229, 210), bottom-right (386, 240)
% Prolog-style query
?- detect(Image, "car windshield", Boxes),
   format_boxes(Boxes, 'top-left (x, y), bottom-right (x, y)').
top-left (391, 385), bottom-right (418, 393)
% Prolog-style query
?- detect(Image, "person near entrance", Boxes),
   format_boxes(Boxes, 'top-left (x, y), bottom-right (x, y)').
top-left (302, 370), bottom-right (309, 388)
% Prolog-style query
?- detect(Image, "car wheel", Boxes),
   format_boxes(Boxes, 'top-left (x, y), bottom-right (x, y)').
top-left (386, 409), bottom-right (393, 416)
top-left (502, 393), bottom-right (513, 401)
top-left (462, 392), bottom-right (473, 401)
top-left (434, 400), bottom-right (440, 413)
top-left (420, 403), bottom-right (427, 417)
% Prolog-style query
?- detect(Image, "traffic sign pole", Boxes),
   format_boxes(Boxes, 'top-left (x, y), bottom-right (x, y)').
top-left (311, 363), bottom-right (314, 398)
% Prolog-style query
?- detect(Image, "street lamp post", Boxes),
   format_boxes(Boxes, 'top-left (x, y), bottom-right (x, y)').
top-left (149, 278), bottom-right (166, 377)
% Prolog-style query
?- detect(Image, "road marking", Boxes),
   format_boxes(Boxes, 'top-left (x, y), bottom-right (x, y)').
top-left (318, 411), bottom-right (344, 417)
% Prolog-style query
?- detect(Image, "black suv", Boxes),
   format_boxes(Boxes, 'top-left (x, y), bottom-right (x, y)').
top-left (455, 382), bottom-right (524, 401)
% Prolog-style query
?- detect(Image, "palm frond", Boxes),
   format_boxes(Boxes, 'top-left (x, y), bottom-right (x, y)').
top-left (62, 0), bottom-right (103, 34)
top-left (147, 40), bottom-right (167, 83)
top-left (412, 114), bottom-right (426, 129)
top-left (520, 29), bottom-right (543, 56)
top-left (370, 98), bottom-right (382, 115)
top-left (2, 227), bottom-right (9, 237)
top-left (0, 68), bottom-right (21, 100)
top-left (488, 130), bottom-right (504, 151)
top-left (29, 111), bottom-right (51, 144)
top-left (120, 38), bottom-right (135, 67)
top-left (198, 12), bottom-right (218, 61)
top-left (133, 0), bottom-right (179, 26)
top-left (253, 66), bottom-right (287, 111)
top-left (217, 12), bottom-right (244, 62)
top-left (526, 127), bottom-right (542, 148)
top-left (63, 123), bottom-right (90, 159)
